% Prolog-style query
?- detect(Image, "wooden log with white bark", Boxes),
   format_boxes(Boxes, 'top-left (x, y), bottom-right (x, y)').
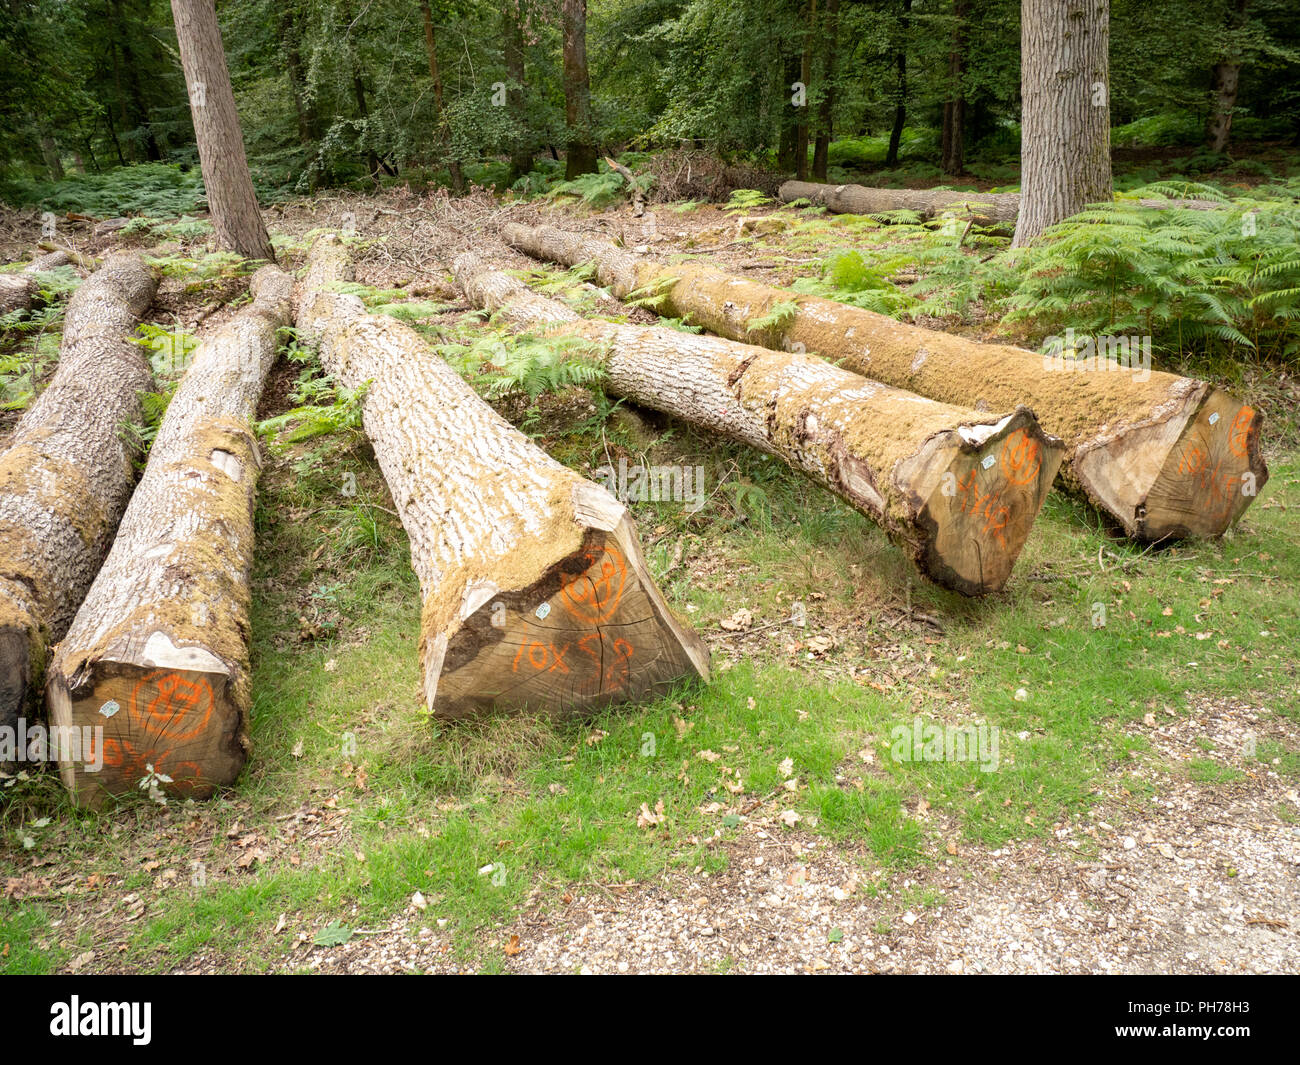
top-left (777, 180), bottom-right (1225, 230)
top-left (0, 251), bottom-right (73, 317)
top-left (453, 252), bottom-right (1063, 597)
top-left (503, 223), bottom-right (1267, 542)
top-left (296, 236), bottom-right (708, 720)
top-left (0, 254), bottom-right (158, 740)
top-left (44, 266), bottom-right (293, 806)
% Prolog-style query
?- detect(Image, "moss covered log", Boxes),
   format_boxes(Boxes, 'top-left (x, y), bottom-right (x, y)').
top-left (45, 266), bottom-right (294, 807)
top-left (0, 254), bottom-right (158, 742)
top-left (502, 222), bottom-right (1267, 542)
top-left (454, 253), bottom-right (1062, 596)
top-left (296, 236), bottom-right (708, 720)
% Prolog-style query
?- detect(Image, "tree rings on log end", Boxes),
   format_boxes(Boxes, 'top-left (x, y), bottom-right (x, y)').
top-left (911, 408), bottom-right (1065, 596)
top-left (48, 661), bottom-right (245, 809)
top-left (427, 519), bottom-right (709, 721)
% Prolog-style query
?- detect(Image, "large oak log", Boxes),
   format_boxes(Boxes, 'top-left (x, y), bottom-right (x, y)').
top-left (777, 180), bottom-right (1225, 230)
top-left (454, 252), bottom-right (1062, 597)
top-left (45, 266), bottom-right (294, 806)
top-left (0, 254), bottom-right (158, 741)
top-left (502, 223), bottom-right (1267, 542)
top-left (296, 236), bottom-right (708, 720)
top-left (0, 251), bottom-right (73, 317)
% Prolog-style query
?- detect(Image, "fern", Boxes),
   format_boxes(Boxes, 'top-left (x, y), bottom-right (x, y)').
top-left (442, 332), bottom-right (607, 402)
top-left (723, 189), bottom-right (774, 214)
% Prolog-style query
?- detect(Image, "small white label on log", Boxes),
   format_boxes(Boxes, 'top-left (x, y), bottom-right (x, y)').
top-left (535, 602), bottom-right (551, 620)
top-left (1209, 412), bottom-right (1220, 426)
top-left (982, 454), bottom-right (996, 469)
top-left (99, 700), bottom-right (120, 719)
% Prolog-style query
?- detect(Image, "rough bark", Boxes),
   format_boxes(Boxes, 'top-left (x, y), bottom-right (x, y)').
top-left (1012, 0), bottom-right (1112, 246)
top-left (562, 0), bottom-right (598, 179)
top-left (502, 224), bottom-right (1268, 542)
top-left (0, 251), bottom-right (73, 317)
top-left (295, 236), bottom-right (708, 720)
top-left (811, 0), bottom-right (840, 182)
top-left (1205, 0), bottom-right (1250, 153)
top-left (503, 1), bottom-right (533, 182)
top-left (0, 254), bottom-right (158, 742)
top-left (170, 0), bottom-right (275, 261)
top-left (780, 179), bottom-right (1019, 229)
top-left (455, 253), bottom-right (1062, 597)
top-left (940, 0), bottom-right (968, 176)
top-left (44, 266), bottom-right (292, 807)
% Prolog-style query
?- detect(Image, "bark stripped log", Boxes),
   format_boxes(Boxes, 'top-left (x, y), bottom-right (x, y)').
top-left (503, 223), bottom-right (1267, 541)
top-left (454, 252), bottom-right (1062, 596)
top-left (0, 251), bottom-right (73, 317)
top-left (0, 254), bottom-right (158, 740)
top-left (777, 181), bottom-right (1225, 230)
top-left (296, 236), bottom-right (708, 720)
top-left (45, 266), bottom-right (293, 806)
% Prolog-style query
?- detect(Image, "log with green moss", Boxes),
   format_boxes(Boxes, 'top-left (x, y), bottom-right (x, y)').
top-left (45, 266), bottom-right (294, 806)
top-left (0, 254), bottom-right (158, 742)
top-left (296, 235), bottom-right (709, 720)
top-left (502, 222), bottom-right (1267, 542)
top-left (454, 252), bottom-right (1063, 597)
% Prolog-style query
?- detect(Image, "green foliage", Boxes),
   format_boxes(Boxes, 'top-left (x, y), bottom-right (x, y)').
top-left (131, 322), bottom-right (200, 379)
top-left (258, 328), bottom-right (368, 447)
top-left (442, 332), bottom-right (607, 403)
top-left (723, 189), bottom-right (774, 214)
top-left (4, 164), bottom-right (205, 217)
top-left (745, 299), bottom-right (799, 335)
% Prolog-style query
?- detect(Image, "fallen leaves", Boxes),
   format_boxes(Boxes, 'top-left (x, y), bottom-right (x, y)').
top-left (637, 799), bottom-right (666, 829)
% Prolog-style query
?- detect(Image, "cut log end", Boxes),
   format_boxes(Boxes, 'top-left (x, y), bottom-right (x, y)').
top-left (427, 514), bottom-right (709, 720)
top-left (1138, 390), bottom-right (1269, 541)
top-left (49, 657), bottom-right (244, 809)
top-left (0, 624), bottom-right (33, 740)
top-left (911, 410), bottom-right (1065, 596)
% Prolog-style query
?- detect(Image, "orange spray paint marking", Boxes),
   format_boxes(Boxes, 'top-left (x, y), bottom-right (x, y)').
top-left (1228, 406), bottom-right (1254, 459)
top-left (560, 545), bottom-right (628, 625)
top-left (999, 430), bottom-right (1042, 486)
top-left (129, 671), bottom-right (215, 743)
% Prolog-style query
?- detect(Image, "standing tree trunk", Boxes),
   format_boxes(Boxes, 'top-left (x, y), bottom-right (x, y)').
top-left (778, 51), bottom-right (801, 171)
top-left (457, 252), bottom-right (1062, 596)
top-left (46, 267), bottom-right (293, 807)
top-left (562, 0), bottom-right (598, 179)
top-left (503, 224), bottom-right (1268, 543)
top-left (940, 0), bottom-right (968, 175)
top-left (795, 0), bottom-right (817, 181)
top-left (0, 255), bottom-right (157, 742)
top-left (504, 0), bottom-right (534, 182)
top-left (885, 0), bottom-right (912, 167)
top-left (1205, 0), bottom-right (1250, 153)
top-left (1012, 0), bottom-right (1112, 246)
top-left (295, 236), bottom-right (708, 719)
top-left (171, 0), bottom-right (274, 261)
top-left (812, 0), bottom-right (840, 182)
top-left (419, 0), bottom-right (465, 191)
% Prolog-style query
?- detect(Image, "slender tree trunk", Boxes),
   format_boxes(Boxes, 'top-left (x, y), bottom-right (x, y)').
top-left (294, 237), bottom-right (709, 718)
top-left (171, 0), bottom-right (275, 260)
top-left (38, 128), bottom-right (65, 182)
top-left (795, 0), bottom-right (817, 180)
top-left (812, 0), bottom-right (840, 182)
top-left (1205, 0), bottom-right (1249, 153)
top-left (419, 0), bottom-right (465, 191)
top-left (940, 0), bottom-right (968, 175)
top-left (885, 0), bottom-right (912, 167)
top-left (0, 256), bottom-right (157, 741)
top-left (561, 0), bottom-right (598, 178)
top-left (1012, 0), bottom-right (1112, 246)
top-left (504, 0), bottom-right (533, 182)
top-left (111, 0), bottom-right (164, 160)
top-left (462, 249), bottom-right (1061, 596)
top-left (778, 52), bottom-right (801, 170)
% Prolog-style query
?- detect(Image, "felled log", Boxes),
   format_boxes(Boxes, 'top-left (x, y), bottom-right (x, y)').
top-left (296, 236), bottom-right (708, 719)
top-left (0, 250), bottom-right (74, 317)
top-left (779, 180), bottom-right (1020, 229)
top-left (502, 223), bottom-right (1267, 541)
top-left (454, 253), bottom-right (1062, 596)
top-left (45, 266), bottom-right (293, 806)
top-left (0, 254), bottom-right (158, 740)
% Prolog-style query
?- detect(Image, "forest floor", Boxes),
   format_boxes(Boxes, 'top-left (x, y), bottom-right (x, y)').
top-left (1, 185), bottom-right (1298, 974)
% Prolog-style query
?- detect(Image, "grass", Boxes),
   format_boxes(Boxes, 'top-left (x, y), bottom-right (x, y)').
top-left (2, 201), bottom-right (1299, 975)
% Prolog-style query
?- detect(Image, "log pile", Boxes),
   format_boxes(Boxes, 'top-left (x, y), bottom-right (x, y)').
top-left (454, 252), bottom-right (1063, 596)
top-left (502, 222), bottom-right (1267, 541)
top-left (296, 236), bottom-right (709, 720)
top-left (46, 266), bottom-right (294, 806)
